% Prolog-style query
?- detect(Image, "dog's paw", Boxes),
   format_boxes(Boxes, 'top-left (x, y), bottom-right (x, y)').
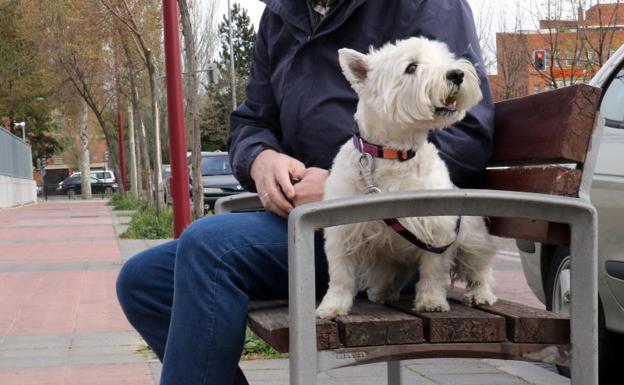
top-left (463, 288), bottom-right (497, 307)
top-left (315, 296), bottom-right (352, 319)
top-left (413, 296), bottom-right (450, 312)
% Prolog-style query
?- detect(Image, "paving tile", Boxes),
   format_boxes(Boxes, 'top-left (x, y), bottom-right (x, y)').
top-left (0, 334), bottom-right (71, 350)
top-left (0, 227), bottom-right (116, 242)
top-left (71, 331), bottom-right (140, 348)
top-left (118, 239), bottom-right (172, 262)
top-left (0, 364), bottom-right (153, 385)
top-left (0, 367), bottom-right (64, 385)
top-left (0, 348), bottom-right (67, 368)
top-left (148, 360), bottom-right (162, 385)
top-left (426, 373), bottom-right (529, 385)
top-left (0, 240), bottom-right (121, 264)
top-left (493, 270), bottom-right (544, 308)
top-left (0, 261), bottom-right (121, 272)
top-left (0, 271), bottom-right (131, 335)
top-left (405, 358), bottom-right (500, 375)
top-left (67, 345), bottom-right (146, 366)
top-left (483, 359), bottom-right (569, 385)
top-left (66, 364), bottom-right (153, 385)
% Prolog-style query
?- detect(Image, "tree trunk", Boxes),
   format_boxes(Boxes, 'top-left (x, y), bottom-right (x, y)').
top-left (179, 0), bottom-right (203, 218)
top-left (128, 102), bottom-right (139, 200)
top-left (79, 99), bottom-right (92, 199)
top-left (147, 52), bottom-right (164, 212)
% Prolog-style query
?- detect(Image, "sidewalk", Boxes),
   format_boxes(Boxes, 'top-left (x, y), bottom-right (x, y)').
top-left (0, 201), bottom-right (569, 384)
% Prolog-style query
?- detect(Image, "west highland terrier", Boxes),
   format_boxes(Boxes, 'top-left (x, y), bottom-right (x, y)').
top-left (316, 37), bottom-right (497, 319)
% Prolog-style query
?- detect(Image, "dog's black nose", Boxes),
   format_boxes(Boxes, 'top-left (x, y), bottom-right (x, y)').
top-left (446, 69), bottom-right (464, 86)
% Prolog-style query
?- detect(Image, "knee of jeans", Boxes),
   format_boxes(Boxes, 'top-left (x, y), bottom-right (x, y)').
top-left (175, 217), bottom-right (223, 267)
top-left (116, 253), bottom-right (148, 314)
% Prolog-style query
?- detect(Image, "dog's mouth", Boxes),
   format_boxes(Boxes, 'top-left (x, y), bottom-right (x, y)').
top-left (435, 94), bottom-right (458, 116)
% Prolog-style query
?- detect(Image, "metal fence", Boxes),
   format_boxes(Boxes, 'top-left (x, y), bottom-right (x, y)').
top-left (0, 127), bottom-right (33, 179)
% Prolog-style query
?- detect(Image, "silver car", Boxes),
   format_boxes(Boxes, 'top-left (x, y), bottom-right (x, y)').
top-left (192, 152), bottom-right (245, 212)
top-left (519, 45), bottom-right (624, 380)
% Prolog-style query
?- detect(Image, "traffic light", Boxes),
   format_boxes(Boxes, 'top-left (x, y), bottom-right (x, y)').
top-left (534, 50), bottom-right (546, 71)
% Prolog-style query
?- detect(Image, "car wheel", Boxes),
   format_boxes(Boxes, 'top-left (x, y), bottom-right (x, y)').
top-left (67, 189), bottom-right (76, 199)
top-left (545, 247), bottom-right (621, 383)
top-left (104, 186), bottom-right (113, 195)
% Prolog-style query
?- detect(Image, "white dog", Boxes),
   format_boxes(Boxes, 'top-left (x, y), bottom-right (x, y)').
top-left (316, 37), bottom-right (497, 319)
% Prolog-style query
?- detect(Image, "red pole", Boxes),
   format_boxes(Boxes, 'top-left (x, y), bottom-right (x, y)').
top-left (115, 48), bottom-right (128, 193)
top-left (162, 0), bottom-right (191, 238)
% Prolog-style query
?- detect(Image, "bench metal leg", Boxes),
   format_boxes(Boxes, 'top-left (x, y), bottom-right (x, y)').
top-left (569, 220), bottom-right (598, 385)
top-left (289, 219), bottom-right (318, 385)
top-left (387, 361), bottom-right (402, 385)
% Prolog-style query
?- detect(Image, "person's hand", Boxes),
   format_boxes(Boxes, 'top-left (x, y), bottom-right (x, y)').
top-left (292, 167), bottom-right (329, 207)
top-left (250, 149), bottom-right (305, 217)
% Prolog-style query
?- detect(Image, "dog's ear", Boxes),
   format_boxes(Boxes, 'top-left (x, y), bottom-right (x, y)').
top-left (338, 48), bottom-right (368, 86)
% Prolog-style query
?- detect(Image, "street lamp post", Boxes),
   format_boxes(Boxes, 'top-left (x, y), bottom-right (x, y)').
top-left (162, 0), bottom-right (191, 238)
top-left (228, 0), bottom-right (237, 110)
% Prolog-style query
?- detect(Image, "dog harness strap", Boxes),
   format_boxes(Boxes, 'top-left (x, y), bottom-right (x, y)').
top-left (352, 134), bottom-right (416, 161)
top-left (352, 131), bottom-right (458, 253)
top-left (383, 217), bottom-right (462, 254)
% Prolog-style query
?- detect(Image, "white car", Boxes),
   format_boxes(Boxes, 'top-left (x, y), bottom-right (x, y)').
top-left (70, 170), bottom-right (116, 184)
top-left (519, 45), bottom-right (624, 382)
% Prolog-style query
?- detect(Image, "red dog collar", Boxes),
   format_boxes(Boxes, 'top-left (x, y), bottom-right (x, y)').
top-left (352, 134), bottom-right (416, 161)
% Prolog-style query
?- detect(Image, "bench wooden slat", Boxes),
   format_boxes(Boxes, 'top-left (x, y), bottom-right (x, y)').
top-left (335, 300), bottom-right (423, 347)
top-left (490, 218), bottom-right (569, 244)
top-left (247, 305), bottom-right (340, 353)
top-left (448, 290), bottom-right (569, 344)
top-left (389, 300), bottom-right (506, 343)
top-left (492, 84), bottom-right (600, 165)
top-left (485, 167), bottom-right (582, 196)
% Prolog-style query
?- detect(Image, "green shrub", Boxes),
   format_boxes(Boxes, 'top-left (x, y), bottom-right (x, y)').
top-left (120, 205), bottom-right (174, 239)
top-left (108, 193), bottom-right (144, 211)
top-left (242, 329), bottom-right (286, 360)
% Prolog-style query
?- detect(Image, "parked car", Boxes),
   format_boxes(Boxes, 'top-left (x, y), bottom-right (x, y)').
top-left (190, 152), bottom-right (245, 212)
top-left (519, 44), bottom-right (624, 380)
top-left (70, 170), bottom-right (116, 183)
top-left (56, 175), bottom-right (118, 197)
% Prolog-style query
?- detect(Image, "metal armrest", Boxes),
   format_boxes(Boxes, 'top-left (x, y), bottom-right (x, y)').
top-left (287, 189), bottom-right (597, 385)
top-left (214, 193), bottom-right (263, 214)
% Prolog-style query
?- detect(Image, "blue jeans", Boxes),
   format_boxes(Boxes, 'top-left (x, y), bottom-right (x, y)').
top-left (116, 212), bottom-right (329, 385)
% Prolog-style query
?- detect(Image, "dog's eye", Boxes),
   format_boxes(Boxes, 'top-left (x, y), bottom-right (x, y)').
top-left (405, 63), bottom-right (418, 74)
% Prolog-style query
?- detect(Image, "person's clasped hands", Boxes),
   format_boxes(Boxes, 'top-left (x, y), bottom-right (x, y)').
top-left (250, 149), bottom-right (329, 217)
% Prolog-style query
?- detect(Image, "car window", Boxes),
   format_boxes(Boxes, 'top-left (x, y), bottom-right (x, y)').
top-left (201, 155), bottom-right (232, 176)
top-left (600, 66), bottom-right (624, 126)
top-left (90, 176), bottom-right (99, 183)
top-left (95, 172), bottom-right (106, 179)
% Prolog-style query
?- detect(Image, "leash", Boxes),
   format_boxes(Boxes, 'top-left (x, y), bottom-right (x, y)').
top-left (353, 133), bottom-right (461, 254)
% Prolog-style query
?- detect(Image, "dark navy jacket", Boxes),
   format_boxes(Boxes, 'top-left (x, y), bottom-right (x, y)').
top-left (228, 0), bottom-right (495, 190)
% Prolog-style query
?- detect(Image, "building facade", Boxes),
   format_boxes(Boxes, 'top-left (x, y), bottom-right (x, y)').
top-left (490, 3), bottom-right (624, 102)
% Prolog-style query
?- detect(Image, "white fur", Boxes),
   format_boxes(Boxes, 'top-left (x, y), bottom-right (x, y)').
top-left (316, 37), bottom-right (497, 319)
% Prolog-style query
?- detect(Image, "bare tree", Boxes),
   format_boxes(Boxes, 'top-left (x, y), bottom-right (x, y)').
top-left (580, 0), bottom-right (623, 68)
top-left (492, 7), bottom-right (530, 100)
top-left (121, 34), bottom-right (153, 202)
top-left (100, 0), bottom-right (165, 212)
top-left (127, 101), bottom-right (138, 199)
top-left (79, 99), bottom-right (92, 199)
top-left (180, 0), bottom-right (203, 219)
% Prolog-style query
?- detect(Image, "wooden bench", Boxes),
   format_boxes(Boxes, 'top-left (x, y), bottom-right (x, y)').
top-left (216, 84), bottom-right (603, 385)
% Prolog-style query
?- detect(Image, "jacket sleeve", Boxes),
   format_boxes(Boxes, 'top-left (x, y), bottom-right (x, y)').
top-left (416, 0), bottom-right (496, 188)
top-left (227, 10), bottom-right (283, 192)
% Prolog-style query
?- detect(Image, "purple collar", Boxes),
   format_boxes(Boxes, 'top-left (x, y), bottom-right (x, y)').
top-left (352, 134), bottom-right (416, 161)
